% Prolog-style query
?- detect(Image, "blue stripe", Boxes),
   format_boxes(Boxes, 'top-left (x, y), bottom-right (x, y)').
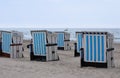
top-left (33, 32), bottom-right (46, 56)
top-left (101, 36), bottom-right (104, 61)
top-left (38, 33), bottom-right (40, 55)
top-left (90, 36), bottom-right (92, 61)
top-left (57, 33), bottom-right (64, 47)
top-left (36, 33), bottom-right (38, 54)
top-left (40, 33), bottom-right (42, 55)
top-left (33, 33), bottom-right (36, 54)
top-left (77, 34), bottom-right (82, 53)
top-left (42, 32), bottom-right (45, 55)
top-left (94, 36), bottom-right (96, 61)
top-left (86, 35), bottom-right (89, 61)
top-left (98, 36), bottom-right (100, 61)
top-left (2, 32), bottom-right (12, 53)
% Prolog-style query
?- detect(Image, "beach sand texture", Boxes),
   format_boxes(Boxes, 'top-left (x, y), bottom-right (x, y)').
top-left (0, 40), bottom-right (120, 78)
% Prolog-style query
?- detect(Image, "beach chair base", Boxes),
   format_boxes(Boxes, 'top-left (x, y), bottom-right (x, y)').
top-left (74, 49), bottom-right (80, 57)
top-left (30, 52), bottom-right (59, 61)
top-left (0, 52), bottom-right (10, 58)
top-left (58, 47), bottom-right (64, 50)
top-left (30, 52), bottom-right (46, 61)
top-left (81, 58), bottom-right (107, 68)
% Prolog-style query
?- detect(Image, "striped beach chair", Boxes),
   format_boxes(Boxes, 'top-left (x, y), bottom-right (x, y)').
top-left (0, 31), bottom-right (23, 58)
top-left (76, 31), bottom-right (115, 68)
top-left (29, 30), bottom-right (59, 61)
top-left (55, 32), bottom-right (70, 50)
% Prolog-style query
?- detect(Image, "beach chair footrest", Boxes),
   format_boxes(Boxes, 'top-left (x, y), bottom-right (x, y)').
top-left (81, 58), bottom-right (107, 68)
top-left (30, 52), bottom-right (46, 61)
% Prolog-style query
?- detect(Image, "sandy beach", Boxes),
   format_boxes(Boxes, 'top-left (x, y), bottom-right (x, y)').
top-left (0, 40), bottom-right (120, 78)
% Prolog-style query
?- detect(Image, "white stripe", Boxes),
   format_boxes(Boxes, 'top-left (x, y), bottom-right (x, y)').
top-left (84, 34), bottom-right (86, 61)
top-left (44, 32), bottom-right (47, 55)
top-left (32, 32), bottom-right (34, 54)
top-left (104, 35), bottom-right (107, 62)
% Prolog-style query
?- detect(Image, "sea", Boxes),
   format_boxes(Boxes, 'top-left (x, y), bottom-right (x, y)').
top-left (0, 28), bottom-right (120, 43)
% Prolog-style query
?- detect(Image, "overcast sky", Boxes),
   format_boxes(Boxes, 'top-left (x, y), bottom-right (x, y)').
top-left (0, 0), bottom-right (120, 28)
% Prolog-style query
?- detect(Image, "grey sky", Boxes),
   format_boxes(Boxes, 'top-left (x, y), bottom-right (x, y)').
top-left (0, 0), bottom-right (120, 28)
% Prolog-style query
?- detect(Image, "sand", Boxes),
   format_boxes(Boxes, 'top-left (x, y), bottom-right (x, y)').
top-left (0, 40), bottom-right (120, 78)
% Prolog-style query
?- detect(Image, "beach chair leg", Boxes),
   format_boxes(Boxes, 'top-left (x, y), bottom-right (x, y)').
top-left (74, 51), bottom-right (80, 57)
top-left (80, 58), bottom-right (83, 68)
top-left (30, 52), bottom-right (34, 60)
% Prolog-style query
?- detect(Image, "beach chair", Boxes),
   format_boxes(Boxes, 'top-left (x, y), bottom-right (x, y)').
top-left (76, 31), bottom-right (115, 68)
top-left (29, 30), bottom-right (59, 61)
top-left (55, 32), bottom-right (71, 50)
top-left (0, 31), bottom-right (23, 58)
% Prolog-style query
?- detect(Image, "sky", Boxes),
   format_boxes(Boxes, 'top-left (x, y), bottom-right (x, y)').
top-left (0, 0), bottom-right (120, 28)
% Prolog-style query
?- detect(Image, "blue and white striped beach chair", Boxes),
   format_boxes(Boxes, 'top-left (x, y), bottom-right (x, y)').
top-left (29, 30), bottom-right (59, 61)
top-left (76, 31), bottom-right (114, 68)
top-left (55, 32), bottom-right (70, 50)
top-left (0, 31), bottom-right (23, 58)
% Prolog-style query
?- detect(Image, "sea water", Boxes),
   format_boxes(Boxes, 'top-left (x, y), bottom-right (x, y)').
top-left (0, 28), bottom-right (120, 43)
